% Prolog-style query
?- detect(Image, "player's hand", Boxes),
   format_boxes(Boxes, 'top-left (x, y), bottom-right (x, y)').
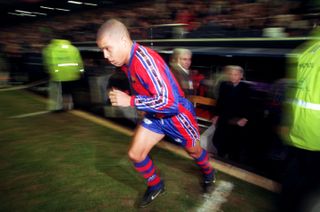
top-left (109, 89), bottom-right (131, 107)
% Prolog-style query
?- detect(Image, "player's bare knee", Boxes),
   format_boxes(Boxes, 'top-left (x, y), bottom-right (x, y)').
top-left (127, 150), bottom-right (137, 161)
top-left (186, 146), bottom-right (202, 158)
top-left (128, 150), bottom-right (144, 162)
top-left (185, 148), bottom-right (196, 157)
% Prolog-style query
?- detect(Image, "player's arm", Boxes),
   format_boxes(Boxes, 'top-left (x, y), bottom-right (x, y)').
top-left (131, 58), bottom-right (179, 115)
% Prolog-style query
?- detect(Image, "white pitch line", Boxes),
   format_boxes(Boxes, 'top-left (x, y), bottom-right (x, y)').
top-left (10, 110), bottom-right (50, 118)
top-left (197, 180), bottom-right (234, 212)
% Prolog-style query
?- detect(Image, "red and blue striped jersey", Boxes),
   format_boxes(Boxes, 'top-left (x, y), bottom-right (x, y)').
top-left (122, 42), bottom-right (185, 116)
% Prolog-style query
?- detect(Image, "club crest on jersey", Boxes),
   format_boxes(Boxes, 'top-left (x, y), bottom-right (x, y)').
top-left (175, 138), bottom-right (182, 143)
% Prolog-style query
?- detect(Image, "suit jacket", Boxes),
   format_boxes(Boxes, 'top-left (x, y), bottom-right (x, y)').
top-left (215, 81), bottom-right (252, 124)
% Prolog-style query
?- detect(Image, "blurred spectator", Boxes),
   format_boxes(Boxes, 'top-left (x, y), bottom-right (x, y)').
top-left (42, 39), bottom-right (83, 112)
top-left (211, 65), bottom-right (253, 163)
top-left (212, 68), bottom-right (229, 98)
top-left (0, 0), bottom-right (317, 53)
top-left (176, 8), bottom-right (195, 33)
top-left (263, 26), bottom-right (287, 38)
top-left (191, 69), bottom-right (206, 96)
top-left (170, 48), bottom-right (194, 96)
top-left (86, 58), bottom-right (114, 106)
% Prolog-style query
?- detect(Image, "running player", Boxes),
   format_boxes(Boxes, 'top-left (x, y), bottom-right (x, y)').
top-left (96, 19), bottom-right (215, 207)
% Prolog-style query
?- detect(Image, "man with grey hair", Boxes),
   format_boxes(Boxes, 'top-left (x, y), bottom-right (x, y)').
top-left (212, 65), bottom-right (252, 162)
top-left (170, 48), bottom-right (194, 96)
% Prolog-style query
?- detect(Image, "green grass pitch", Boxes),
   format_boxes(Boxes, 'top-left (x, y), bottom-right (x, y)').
top-left (0, 90), bottom-right (278, 211)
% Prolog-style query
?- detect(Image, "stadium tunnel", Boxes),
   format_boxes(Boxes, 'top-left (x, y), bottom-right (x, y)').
top-left (5, 37), bottom-right (310, 182)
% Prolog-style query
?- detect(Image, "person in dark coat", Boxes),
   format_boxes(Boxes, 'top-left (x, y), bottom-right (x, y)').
top-left (212, 65), bottom-right (252, 162)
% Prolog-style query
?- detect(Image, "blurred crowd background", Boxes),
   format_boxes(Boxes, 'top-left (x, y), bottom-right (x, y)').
top-left (1, 0), bottom-right (320, 56)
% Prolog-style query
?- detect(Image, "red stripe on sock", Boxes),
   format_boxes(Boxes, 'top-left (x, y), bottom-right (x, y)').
top-left (204, 169), bottom-right (213, 175)
top-left (135, 160), bottom-right (152, 172)
top-left (197, 154), bottom-right (209, 165)
top-left (143, 167), bottom-right (155, 179)
top-left (148, 176), bottom-right (161, 187)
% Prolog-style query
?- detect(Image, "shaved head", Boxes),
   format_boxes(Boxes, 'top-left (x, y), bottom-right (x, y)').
top-left (97, 19), bottom-right (131, 42)
top-left (96, 19), bottom-right (133, 67)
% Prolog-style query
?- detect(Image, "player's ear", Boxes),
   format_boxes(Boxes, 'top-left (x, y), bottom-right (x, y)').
top-left (120, 35), bottom-right (127, 47)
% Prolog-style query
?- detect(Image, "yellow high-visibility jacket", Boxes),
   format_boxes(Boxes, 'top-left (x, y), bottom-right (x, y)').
top-left (43, 39), bottom-right (83, 82)
top-left (287, 38), bottom-right (320, 151)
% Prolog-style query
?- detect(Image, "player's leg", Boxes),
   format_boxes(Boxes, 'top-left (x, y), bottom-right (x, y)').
top-left (48, 81), bottom-right (63, 111)
top-left (128, 124), bottom-right (164, 162)
top-left (185, 142), bottom-right (213, 175)
top-left (128, 124), bottom-right (165, 207)
top-left (185, 141), bottom-right (216, 193)
top-left (166, 112), bottom-right (216, 193)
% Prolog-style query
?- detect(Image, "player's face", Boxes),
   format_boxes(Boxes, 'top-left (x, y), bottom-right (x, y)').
top-left (179, 53), bottom-right (191, 70)
top-left (228, 69), bottom-right (243, 85)
top-left (97, 35), bottom-right (127, 67)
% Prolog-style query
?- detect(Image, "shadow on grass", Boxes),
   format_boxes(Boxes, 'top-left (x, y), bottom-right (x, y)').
top-left (94, 141), bottom-right (142, 192)
top-left (94, 138), bottom-right (205, 193)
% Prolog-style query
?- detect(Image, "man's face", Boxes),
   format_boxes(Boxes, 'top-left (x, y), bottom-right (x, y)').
top-left (179, 53), bottom-right (192, 70)
top-left (228, 69), bottom-right (243, 84)
top-left (96, 34), bottom-right (127, 67)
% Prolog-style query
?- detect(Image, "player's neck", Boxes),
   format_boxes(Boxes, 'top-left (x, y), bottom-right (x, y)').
top-left (125, 40), bottom-right (134, 65)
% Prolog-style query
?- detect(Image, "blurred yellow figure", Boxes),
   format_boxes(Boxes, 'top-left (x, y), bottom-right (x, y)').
top-left (280, 28), bottom-right (320, 212)
top-left (43, 39), bottom-right (83, 111)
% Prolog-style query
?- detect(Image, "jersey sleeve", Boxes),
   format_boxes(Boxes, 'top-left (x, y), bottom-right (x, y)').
top-left (131, 49), bottom-right (180, 115)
